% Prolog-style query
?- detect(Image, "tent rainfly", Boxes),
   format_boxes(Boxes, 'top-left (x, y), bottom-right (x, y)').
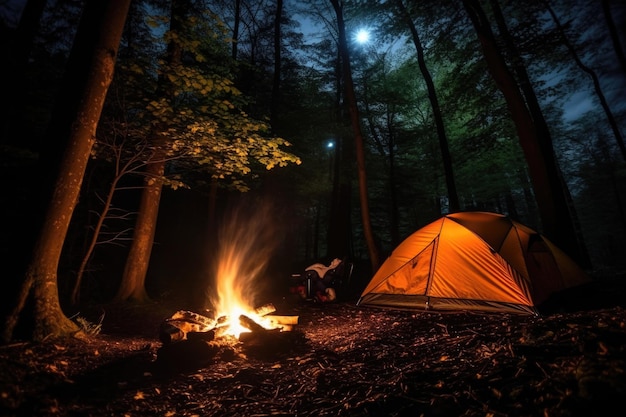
top-left (357, 212), bottom-right (590, 315)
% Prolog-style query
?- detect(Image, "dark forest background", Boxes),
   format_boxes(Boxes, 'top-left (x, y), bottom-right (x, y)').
top-left (1, 0), bottom-right (625, 322)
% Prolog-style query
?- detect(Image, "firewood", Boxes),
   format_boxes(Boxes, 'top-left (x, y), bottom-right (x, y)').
top-left (264, 314), bottom-right (299, 325)
top-left (159, 322), bottom-right (186, 344)
top-left (239, 328), bottom-right (306, 360)
top-left (169, 310), bottom-right (216, 329)
top-left (239, 314), bottom-right (267, 333)
top-left (187, 330), bottom-right (216, 342)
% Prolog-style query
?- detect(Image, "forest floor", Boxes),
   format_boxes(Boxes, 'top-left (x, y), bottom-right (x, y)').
top-left (1, 279), bottom-right (626, 417)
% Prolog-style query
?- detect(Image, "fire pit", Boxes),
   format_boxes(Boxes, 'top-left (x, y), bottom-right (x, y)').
top-left (156, 304), bottom-right (305, 371)
top-left (154, 203), bottom-right (309, 370)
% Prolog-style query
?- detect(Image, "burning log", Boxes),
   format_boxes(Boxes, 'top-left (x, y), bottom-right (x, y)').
top-left (170, 310), bottom-right (217, 328)
top-left (157, 306), bottom-right (305, 365)
top-left (264, 315), bottom-right (299, 326)
top-left (239, 314), bottom-right (267, 333)
top-left (238, 313), bottom-right (294, 348)
top-left (249, 305), bottom-right (299, 332)
top-left (159, 310), bottom-right (216, 345)
top-left (159, 306), bottom-right (300, 347)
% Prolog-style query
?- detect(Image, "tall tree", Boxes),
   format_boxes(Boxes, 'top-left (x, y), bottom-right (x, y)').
top-left (115, 152), bottom-right (166, 302)
top-left (2, 0), bottom-right (132, 342)
top-left (359, 54), bottom-right (429, 247)
top-left (395, 0), bottom-right (459, 212)
top-left (330, 0), bottom-right (380, 272)
top-left (328, 30), bottom-right (354, 261)
top-left (360, 56), bottom-right (401, 246)
top-left (490, 0), bottom-right (589, 267)
top-left (462, 0), bottom-right (588, 264)
top-left (115, 0), bottom-right (187, 302)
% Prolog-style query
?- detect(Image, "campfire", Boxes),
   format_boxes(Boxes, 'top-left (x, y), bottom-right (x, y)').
top-left (159, 303), bottom-right (299, 345)
top-left (156, 203), bottom-right (303, 369)
top-left (156, 303), bottom-right (303, 370)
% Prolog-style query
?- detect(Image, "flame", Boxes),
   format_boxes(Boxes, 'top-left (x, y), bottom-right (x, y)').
top-left (209, 200), bottom-right (282, 339)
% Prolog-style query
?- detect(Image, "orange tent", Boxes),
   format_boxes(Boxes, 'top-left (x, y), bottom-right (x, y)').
top-left (357, 212), bottom-right (590, 314)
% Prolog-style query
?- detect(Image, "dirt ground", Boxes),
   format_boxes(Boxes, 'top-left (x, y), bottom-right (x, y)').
top-left (1, 287), bottom-right (626, 417)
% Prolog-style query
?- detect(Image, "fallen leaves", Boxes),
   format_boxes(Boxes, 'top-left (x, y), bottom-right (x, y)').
top-left (0, 302), bottom-right (625, 416)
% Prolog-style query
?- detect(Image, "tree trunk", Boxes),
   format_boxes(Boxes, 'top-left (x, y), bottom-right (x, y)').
top-left (115, 157), bottom-right (165, 302)
top-left (396, 0), bottom-right (460, 212)
top-left (490, 0), bottom-right (590, 267)
top-left (330, 0), bottom-right (380, 272)
top-left (462, 0), bottom-right (588, 264)
top-left (326, 41), bottom-right (354, 261)
top-left (2, 0), bottom-right (131, 342)
top-left (115, 0), bottom-right (186, 302)
top-left (362, 80), bottom-right (400, 247)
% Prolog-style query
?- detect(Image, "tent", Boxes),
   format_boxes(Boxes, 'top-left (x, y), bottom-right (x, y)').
top-left (357, 212), bottom-right (590, 315)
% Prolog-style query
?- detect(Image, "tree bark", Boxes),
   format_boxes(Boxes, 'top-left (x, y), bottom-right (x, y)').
top-left (115, 158), bottom-right (164, 302)
top-left (2, 0), bottom-right (132, 342)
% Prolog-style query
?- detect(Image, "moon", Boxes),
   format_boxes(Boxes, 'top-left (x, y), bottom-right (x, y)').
top-left (355, 29), bottom-right (370, 44)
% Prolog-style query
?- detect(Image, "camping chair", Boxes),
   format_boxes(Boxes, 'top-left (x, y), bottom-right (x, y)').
top-left (291, 258), bottom-right (354, 302)
top-left (325, 258), bottom-right (353, 293)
